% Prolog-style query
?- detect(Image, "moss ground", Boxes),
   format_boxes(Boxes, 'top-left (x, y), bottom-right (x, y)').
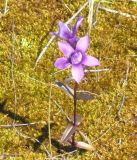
top-left (0, 0), bottom-right (137, 159)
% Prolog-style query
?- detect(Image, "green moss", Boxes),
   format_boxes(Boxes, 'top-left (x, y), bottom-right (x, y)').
top-left (0, 0), bottom-right (136, 159)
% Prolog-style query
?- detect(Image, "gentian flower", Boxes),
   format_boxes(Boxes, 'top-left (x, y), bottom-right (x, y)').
top-left (51, 17), bottom-right (84, 48)
top-left (54, 36), bottom-right (100, 83)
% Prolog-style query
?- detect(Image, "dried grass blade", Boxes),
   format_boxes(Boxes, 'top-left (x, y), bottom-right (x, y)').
top-left (99, 6), bottom-right (136, 18)
top-left (35, 36), bottom-right (55, 67)
top-left (88, 0), bottom-right (95, 34)
top-left (75, 141), bottom-right (95, 151)
top-left (78, 130), bottom-right (92, 144)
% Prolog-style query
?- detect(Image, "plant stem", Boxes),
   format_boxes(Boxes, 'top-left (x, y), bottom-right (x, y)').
top-left (72, 81), bottom-right (78, 146)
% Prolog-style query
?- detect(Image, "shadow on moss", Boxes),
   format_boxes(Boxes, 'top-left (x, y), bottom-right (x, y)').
top-left (51, 139), bottom-right (76, 153)
top-left (0, 99), bottom-right (30, 123)
top-left (51, 139), bottom-right (87, 154)
top-left (33, 123), bottom-right (55, 151)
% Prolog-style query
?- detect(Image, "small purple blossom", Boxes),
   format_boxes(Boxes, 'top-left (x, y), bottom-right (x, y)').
top-left (51, 17), bottom-right (84, 48)
top-left (54, 35), bottom-right (100, 83)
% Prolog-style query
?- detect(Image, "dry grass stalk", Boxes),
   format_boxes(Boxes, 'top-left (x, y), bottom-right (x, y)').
top-left (99, 5), bottom-right (136, 18)
top-left (88, 0), bottom-right (95, 34)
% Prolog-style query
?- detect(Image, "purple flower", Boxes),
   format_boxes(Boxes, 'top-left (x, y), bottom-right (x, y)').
top-left (54, 35), bottom-right (100, 83)
top-left (51, 17), bottom-right (84, 48)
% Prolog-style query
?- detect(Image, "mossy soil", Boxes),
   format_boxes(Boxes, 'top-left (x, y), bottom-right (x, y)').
top-left (0, 0), bottom-right (137, 159)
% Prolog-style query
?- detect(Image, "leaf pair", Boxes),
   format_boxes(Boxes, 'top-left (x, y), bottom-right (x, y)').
top-left (60, 115), bottom-right (95, 151)
top-left (60, 115), bottom-right (82, 143)
top-left (55, 80), bottom-right (95, 100)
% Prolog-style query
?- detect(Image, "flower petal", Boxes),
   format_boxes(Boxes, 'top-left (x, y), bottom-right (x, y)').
top-left (58, 41), bottom-right (74, 57)
top-left (58, 21), bottom-right (72, 39)
top-left (68, 37), bottom-right (78, 48)
top-left (71, 64), bottom-right (84, 83)
top-left (76, 36), bottom-right (89, 53)
top-left (72, 16), bottom-right (84, 35)
top-left (82, 55), bottom-right (100, 66)
top-left (54, 58), bottom-right (70, 69)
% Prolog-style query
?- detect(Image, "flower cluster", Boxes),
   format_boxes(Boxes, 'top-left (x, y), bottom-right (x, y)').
top-left (52, 17), bottom-right (100, 83)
